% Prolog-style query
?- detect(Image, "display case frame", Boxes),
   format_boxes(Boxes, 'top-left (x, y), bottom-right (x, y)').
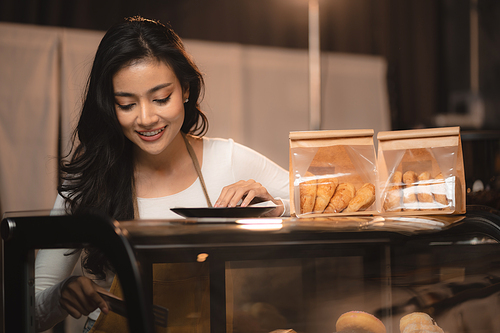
top-left (2, 205), bottom-right (500, 333)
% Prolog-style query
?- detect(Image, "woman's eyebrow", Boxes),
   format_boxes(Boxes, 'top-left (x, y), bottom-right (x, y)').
top-left (114, 82), bottom-right (173, 97)
top-left (148, 82), bottom-right (173, 94)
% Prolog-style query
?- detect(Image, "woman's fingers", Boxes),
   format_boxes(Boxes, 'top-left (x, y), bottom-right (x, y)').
top-left (215, 180), bottom-right (270, 208)
top-left (239, 189), bottom-right (258, 207)
top-left (214, 180), bottom-right (285, 217)
top-left (60, 276), bottom-right (108, 318)
top-left (60, 301), bottom-right (84, 319)
top-left (86, 286), bottom-right (109, 315)
top-left (215, 180), bottom-right (246, 207)
top-left (60, 288), bottom-right (93, 317)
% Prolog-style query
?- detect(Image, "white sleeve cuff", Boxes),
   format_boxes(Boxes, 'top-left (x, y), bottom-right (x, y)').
top-left (35, 278), bottom-right (70, 332)
top-left (276, 197), bottom-right (290, 217)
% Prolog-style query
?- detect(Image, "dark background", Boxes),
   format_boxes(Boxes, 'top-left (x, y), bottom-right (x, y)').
top-left (1, 1), bottom-right (500, 332)
top-left (1, 0), bottom-right (500, 130)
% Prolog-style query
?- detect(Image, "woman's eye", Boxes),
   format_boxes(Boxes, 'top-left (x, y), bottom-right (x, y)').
top-left (116, 103), bottom-right (134, 111)
top-left (154, 95), bottom-right (171, 105)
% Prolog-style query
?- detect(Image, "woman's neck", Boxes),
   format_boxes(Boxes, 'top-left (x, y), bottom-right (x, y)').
top-left (132, 132), bottom-right (203, 198)
top-left (133, 132), bottom-right (187, 173)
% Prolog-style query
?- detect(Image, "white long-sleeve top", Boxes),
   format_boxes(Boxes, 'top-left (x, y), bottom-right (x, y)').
top-left (35, 137), bottom-right (290, 331)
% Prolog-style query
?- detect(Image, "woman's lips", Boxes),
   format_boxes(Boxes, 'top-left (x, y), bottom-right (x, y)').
top-left (136, 126), bottom-right (167, 141)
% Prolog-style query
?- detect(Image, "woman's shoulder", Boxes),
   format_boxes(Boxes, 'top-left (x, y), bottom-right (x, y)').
top-left (203, 136), bottom-right (267, 159)
top-left (202, 136), bottom-right (235, 152)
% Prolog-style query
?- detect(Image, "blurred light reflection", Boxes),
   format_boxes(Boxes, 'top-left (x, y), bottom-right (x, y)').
top-left (236, 218), bottom-right (283, 231)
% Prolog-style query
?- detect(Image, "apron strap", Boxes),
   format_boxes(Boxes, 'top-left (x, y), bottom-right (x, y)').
top-left (182, 133), bottom-right (213, 208)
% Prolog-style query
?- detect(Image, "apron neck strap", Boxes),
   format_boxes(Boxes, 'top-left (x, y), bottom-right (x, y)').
top-left (182, 133), bottom-right (213, 208)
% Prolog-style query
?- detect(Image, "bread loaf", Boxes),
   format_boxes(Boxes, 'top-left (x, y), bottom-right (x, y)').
top-left (432, 173), bottom-right (449, 208)
top-left (383, 171), bottom-right (403, 212)
top-left (403, 171), bottom-right (418, 210)
top-left (417, 171), bottom-right (434, 204)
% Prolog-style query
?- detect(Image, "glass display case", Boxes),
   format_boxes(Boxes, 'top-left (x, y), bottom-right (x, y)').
top-left (2, 205), bottom-right (500, 333)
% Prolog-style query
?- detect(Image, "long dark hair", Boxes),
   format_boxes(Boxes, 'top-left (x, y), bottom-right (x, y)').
top-left (59, 16), bottom-right (208, 278)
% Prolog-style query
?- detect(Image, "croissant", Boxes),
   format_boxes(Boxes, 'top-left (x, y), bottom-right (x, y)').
top-left (383, 171), bottom-right (403, 212)
top-left (299, 173), bottom-right (317, 214)
top-left (344, 183), bottom-right (375, 213)
top-left (324, 183), bottom-right (356, 213)
top-left (312, 177), bottom-right (338, 213)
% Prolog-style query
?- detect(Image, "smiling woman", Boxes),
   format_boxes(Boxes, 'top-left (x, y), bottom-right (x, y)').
top-left (113, 60), bottom-right (187, 159)
top-left (33, 16), bottom-right (290, 333)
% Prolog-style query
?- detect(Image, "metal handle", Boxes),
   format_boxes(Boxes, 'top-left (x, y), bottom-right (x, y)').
top-left (1, 218), bottom-right (16, 241)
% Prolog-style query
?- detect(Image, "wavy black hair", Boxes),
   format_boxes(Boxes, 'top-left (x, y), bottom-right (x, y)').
top-left (59, 16), bottom-right (208, 278)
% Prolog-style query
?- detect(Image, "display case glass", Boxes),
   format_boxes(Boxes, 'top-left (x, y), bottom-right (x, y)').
top-left (2, 205), bottom-right (500, 333)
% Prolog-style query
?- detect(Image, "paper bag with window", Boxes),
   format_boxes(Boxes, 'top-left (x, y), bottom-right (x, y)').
top-left (377, 126), bottom-right (466, 215)
top-left (289, 130), bottom-right (378, 217)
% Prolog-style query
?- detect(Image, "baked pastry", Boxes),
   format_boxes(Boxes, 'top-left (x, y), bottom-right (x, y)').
top-left (417, 171), bottom-right (434, 205)
top-left (401, 323), bottom-right (444, 333)
top-left (383, 171), bottom-right (403, 212)
top-left (344, 183), bottom-right (376, 213)
top-left (403, 171), bottom-right (418, 210)
top-left (299, 172), bottom-right (317, 214)
top-left (312, 177), bottom-right (338, 213)
top-left (432, 173), bottom-right (449, 208)
top-left (336, 310), bottom-right (386, 333)
top-left (324, 183), bottom-right (356, 213)
top-left (400, 312), bottom-right (444, 333)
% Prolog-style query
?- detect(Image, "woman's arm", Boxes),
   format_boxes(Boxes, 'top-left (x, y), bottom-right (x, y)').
top-left (214, 140), bottom-right (290, 216)
top-left (35, 248), bottom-right (81, 331)
top-left (35, 195), bottom-right (109, 331)
top-left (35, 249), bottom-right (110, 332)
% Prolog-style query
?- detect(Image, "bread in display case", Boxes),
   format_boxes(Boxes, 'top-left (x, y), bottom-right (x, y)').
top-left (2, 206), bottom-right (500, 333)
top-left (377, 126), bottom-right (466, 216)
top-left (289, 126), bottom-right (466, 219)
top-left (289, 129), bottom-right (378, 217)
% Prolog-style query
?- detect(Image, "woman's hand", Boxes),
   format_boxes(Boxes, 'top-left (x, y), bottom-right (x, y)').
top-left (214, 179), bottom-right (284, 217)
top-left (60, 276), bottom-right (109, 319)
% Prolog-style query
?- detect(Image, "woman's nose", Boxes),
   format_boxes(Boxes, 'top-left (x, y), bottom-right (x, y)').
top-left (137, 102), bottom-right (159, 126)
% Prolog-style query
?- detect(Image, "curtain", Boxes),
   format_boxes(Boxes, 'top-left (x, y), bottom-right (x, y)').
top-left (0, 23), bottom-right (60, 215)
top-left (60, 27), bottom-right (104, 158)
top-left (0, 22), bottom-right (391, 215)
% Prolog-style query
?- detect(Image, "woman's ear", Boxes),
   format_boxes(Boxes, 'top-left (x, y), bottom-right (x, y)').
top-left (183, 86), bottom-right (190, 101)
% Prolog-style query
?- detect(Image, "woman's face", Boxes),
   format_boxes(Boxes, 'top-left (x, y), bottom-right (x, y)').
top-left (113, 59), bottom-right (189, 157)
